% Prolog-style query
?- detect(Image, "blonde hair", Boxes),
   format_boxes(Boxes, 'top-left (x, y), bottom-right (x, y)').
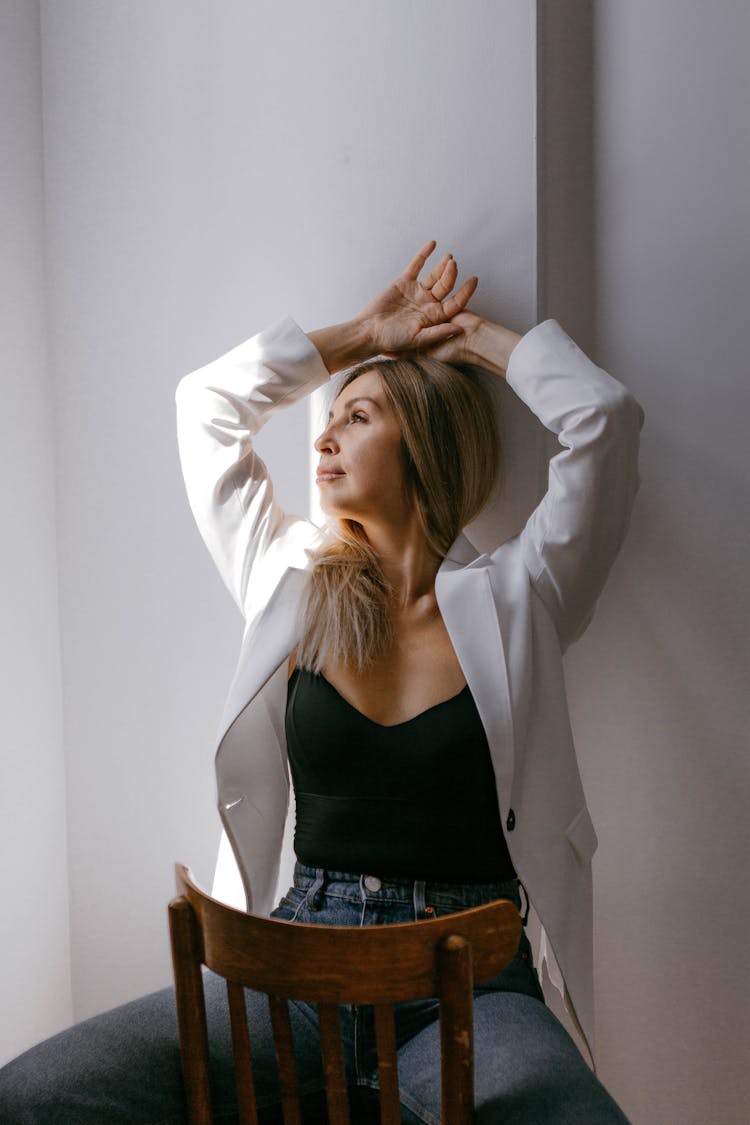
top-left (297, 356), bottom-right (501, 672)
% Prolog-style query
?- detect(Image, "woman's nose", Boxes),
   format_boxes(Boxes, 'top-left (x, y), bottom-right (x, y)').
top-left (314, 426), bottom-right (338, 453)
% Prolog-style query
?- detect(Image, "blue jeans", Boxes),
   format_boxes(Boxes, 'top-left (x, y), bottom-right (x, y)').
top-left (0, 864), bottom-right (629, 1123)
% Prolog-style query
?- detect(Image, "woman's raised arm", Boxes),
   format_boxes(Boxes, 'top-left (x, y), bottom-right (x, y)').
top-left (429, 310), bottom-right (644, 648)
top-left (175, 317), bottom-right (330, 619)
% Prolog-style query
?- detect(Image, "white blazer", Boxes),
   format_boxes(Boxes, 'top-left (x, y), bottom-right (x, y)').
top-left (175, 315), bottom-right (644, 1059)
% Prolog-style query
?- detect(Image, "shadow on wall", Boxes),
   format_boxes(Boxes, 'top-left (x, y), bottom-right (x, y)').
top-left (536, 0), bottom-right (597, 347)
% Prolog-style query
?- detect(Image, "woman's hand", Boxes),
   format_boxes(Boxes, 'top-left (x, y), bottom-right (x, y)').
top-left (425, 310), bottom-right (484, 365)
top-left (308, 241), bottom-right (478, 374)
top-left (359, 240), bottom-right (478, 356)
top-left (427, 310), bottom-right (523, 380)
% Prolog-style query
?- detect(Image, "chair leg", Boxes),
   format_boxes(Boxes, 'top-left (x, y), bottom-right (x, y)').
top-left (169, 896), bottom-right (214, 1125)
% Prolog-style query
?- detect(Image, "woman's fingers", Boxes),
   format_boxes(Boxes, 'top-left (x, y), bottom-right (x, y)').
top-left (429, 257), bottom-right (458, 301)
top-left (443, 274), bottom-right (479, 318)
top-left (404, 239), bottom-right (438, 280)
top-left (418, 252), bottom-right (453, 292)
top-left (402, 241), bottom-right (479, 325)
top-left (418, 251), bottom-right (476, 309)
top-left (404, 240), bottom-right (457, 292)
top-left (415, 322), bottom-right (465, 349)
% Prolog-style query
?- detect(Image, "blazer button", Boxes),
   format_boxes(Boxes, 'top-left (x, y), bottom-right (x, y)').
top-left (506, 808), bottom-right (516, 832)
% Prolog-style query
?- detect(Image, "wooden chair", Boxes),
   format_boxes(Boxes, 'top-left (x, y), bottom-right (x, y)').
top-left (168, 863), bottom-right (522, 1125)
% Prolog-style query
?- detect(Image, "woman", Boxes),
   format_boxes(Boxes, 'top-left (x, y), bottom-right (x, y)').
top-left (0, 242), bottom-right (640, 1122)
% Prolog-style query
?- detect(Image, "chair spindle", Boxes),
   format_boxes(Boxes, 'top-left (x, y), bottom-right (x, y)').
top-left (439, 934), bottom-right (474, 1125)
top-left (373, 1004), bottom-right (400, 1125)
top-left (226, 981), bottom-right (259, 1125)
top-left (268, 995), bottom-right (303, 1125)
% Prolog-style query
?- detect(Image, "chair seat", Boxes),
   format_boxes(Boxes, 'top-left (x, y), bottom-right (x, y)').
top-left (258, 1087), bottom-right (379, 1123)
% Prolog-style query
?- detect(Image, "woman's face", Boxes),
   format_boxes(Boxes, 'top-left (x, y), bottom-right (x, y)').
top-left (314, 369), bottom-right (410, 524)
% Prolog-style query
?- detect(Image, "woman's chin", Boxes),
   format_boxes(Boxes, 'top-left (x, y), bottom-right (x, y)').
top-left (318, 496), bottom-right (345, 519)
top-left (319, 499), bottom-right (361, 524)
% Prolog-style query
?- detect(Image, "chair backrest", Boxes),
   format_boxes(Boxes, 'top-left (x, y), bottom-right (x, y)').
top-left (168, 863), bottom-right (522, 1125)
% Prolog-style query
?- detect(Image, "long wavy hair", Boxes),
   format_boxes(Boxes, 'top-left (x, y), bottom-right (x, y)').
top-left (296, 355), bottom-right (501, 672)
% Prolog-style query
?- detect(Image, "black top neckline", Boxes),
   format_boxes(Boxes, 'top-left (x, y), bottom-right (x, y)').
top-left (306, 669), bottom-right (470, 731)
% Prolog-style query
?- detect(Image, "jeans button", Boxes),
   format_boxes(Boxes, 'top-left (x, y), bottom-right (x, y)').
top-left (363, 875), bottom-right (382, 893)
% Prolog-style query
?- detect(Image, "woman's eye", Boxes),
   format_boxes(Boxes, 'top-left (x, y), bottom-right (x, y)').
top-left (350, 412), bottom-right (367, 424)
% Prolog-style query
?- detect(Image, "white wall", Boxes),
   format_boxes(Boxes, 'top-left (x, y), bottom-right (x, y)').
top-left (547, 3), bottom-right (750, 1122)
top-left (37, 0), bottom-right (537, 1027)
top-left (0, 0), bottom-right (72, 1064)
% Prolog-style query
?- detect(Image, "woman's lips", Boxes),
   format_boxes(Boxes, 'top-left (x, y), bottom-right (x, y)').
top-left (316, 471), bottom-right (345, 483)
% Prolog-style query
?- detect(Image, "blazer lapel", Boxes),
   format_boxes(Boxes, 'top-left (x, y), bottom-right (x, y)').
top-left (217, 566), bottom-right (310, 747)
top-left (436, 535), bottom-right (516, 803)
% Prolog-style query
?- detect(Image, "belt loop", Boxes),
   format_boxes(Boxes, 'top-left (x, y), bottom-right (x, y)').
top-left (306, 868), bottom-right (326, 912)
top-left (413, 879), bottom-right (427, 920)
top-left (518, 879), bottom-right (530, 926)
top-left (358, 874), bottom-right (368, 926)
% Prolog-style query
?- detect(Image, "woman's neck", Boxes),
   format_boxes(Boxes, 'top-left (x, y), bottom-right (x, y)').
top-left (361, 518), bottom-right (442, 608)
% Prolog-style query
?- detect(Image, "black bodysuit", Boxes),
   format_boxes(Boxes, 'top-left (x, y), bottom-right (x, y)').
top-left (285, 668), bottom-right (515, 882)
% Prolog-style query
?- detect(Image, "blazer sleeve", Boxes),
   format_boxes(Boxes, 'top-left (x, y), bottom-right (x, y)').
top-left (175, 316), bottom-right (331, 620)
top-left (504, 319), bottom-right (645, 649)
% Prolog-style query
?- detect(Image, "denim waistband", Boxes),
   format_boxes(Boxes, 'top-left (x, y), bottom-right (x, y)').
top-left (292, 860), bottom-right (522, 912)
